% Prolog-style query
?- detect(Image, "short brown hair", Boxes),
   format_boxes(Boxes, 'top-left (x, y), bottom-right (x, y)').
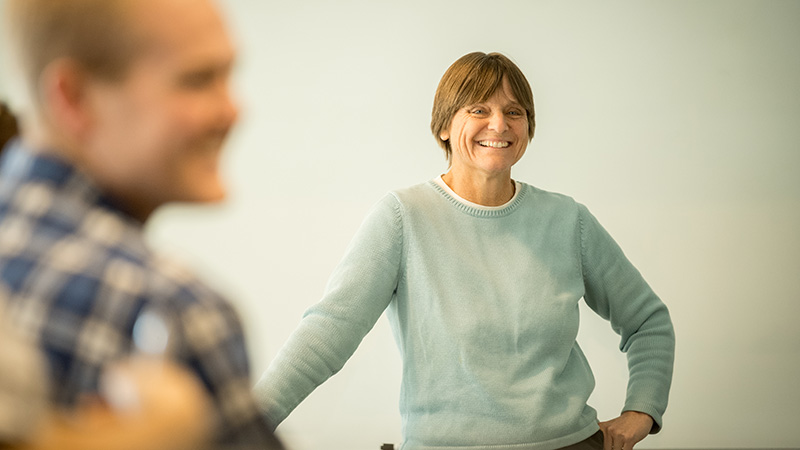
top-left (431, 52), bottom-right (536, 163)
top-left (2, 0), bottom-right (143, 109)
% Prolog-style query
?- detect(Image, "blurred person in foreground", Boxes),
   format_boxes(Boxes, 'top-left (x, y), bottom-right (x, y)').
top-left (0, 1), bottom-right (280, 448)
top-left (254, 52), bottom-right (675, 450)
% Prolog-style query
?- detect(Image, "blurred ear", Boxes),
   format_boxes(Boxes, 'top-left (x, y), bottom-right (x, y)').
top-left (39, 59), bottom-right (93, 141)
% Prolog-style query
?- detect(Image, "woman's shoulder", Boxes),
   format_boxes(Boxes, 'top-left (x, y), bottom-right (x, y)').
top-left (381, 180), bottom-right (442, 207)
top-left (517, 184), bottom-right (605, 233)
top-left (353, 180), bottom-right (453, 223)
top-left (517, 181), bottom-right (582, 210)
top-left (390, 180), bottom-right (439, 196)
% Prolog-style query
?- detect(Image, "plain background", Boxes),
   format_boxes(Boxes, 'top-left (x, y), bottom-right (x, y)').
top-left (2, 1), bottom-right (799, 448)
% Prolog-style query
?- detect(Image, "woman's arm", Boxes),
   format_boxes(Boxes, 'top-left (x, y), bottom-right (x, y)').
top-left (578, 203), bottom-right (676, 434)
top-left (253, 194), bottom-right (404, 427)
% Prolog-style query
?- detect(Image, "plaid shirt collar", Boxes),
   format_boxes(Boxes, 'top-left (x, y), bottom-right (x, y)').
top-left (1, 140), bottom-right (143, 228)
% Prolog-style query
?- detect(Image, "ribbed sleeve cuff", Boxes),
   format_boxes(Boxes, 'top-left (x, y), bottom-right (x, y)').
top-left (621, 402), bottom-right (664, 434)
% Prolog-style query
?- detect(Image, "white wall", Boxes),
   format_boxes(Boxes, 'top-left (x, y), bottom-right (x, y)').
top-left (3, 1), bottom-right (799, 448)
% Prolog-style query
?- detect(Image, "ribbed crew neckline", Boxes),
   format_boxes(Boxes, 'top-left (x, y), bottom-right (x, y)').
top-left (430, 176), bottom-right (526, 218)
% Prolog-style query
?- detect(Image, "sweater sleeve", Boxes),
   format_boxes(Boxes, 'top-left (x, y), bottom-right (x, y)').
top-left (253, 194), bottom-right (403, 428)
top-left (578, 204), bottom-right (675, 433)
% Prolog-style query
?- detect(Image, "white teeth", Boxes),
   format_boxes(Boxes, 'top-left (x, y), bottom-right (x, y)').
top-left (479, 140), bottom-right (509, 148)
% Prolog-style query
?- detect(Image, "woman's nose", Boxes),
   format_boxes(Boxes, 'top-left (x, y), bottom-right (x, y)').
top-left (487, 111), bottom-right (508, 133)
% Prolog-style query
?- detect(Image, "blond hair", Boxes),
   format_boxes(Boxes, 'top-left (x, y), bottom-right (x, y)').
top-left (431, 52), bottom-right (536, 163)
top-left (2, 0), bottom-right (142, 113)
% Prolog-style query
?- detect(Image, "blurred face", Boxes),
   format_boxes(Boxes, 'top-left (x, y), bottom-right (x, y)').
top-left (82, 0), bottom-right (238, 220)
top-left (441, 78), bottom-right (529, 179)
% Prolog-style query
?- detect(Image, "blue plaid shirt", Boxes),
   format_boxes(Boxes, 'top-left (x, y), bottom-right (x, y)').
top-left (0, 142), bottom-right (280, 449)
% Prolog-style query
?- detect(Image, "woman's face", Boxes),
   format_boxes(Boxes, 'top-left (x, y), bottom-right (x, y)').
top-left (440, 77), bottom-right (529, 179)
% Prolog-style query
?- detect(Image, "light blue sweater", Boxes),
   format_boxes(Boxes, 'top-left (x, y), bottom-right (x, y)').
top-left (254, 181), bottom-right (674, 450)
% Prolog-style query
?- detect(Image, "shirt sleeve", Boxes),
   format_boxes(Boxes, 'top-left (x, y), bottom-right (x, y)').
top-left (175, 290), bottom-right (282, 449)
top-left (577, 203), bottom-right (675, 433)
top-left (253, 193), bottom-right (404, 428)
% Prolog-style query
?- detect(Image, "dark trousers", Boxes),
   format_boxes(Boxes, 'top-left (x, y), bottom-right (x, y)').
top-left (557, 430), bottom-right (604, 450)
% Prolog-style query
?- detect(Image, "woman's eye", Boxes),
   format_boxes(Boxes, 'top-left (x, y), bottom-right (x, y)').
top-left (471, 109), bottom-right (485, 114)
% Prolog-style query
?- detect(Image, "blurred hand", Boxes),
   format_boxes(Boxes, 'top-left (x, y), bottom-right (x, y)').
top-left (598, 411), bottom-right (653, 450)
top-left (103, 356), bottom-right (214, 449)
top-left (26, 357), bottom-right (213, 450)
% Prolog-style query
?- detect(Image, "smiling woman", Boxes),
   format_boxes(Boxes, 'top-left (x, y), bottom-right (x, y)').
top-left (435, 53), bottom-right (535, 206)
top-left (431, 52), bottom-right (536, 163)
top-left (254, 51), bottom-right (675, 450)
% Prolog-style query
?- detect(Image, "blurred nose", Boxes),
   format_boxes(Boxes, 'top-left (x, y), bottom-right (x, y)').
top-left (487, 111), bottom-right (508, 133)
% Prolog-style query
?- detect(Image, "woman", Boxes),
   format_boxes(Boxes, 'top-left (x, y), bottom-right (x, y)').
top-left (255, 52), bottom-right (675, 450)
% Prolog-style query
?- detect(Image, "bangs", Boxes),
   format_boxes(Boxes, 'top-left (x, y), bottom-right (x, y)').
top-left (456, 62), bottom-right (506, 107)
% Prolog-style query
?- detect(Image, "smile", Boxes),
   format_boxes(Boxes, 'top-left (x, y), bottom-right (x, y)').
top-left (478, 140), bottom-right (510, 149)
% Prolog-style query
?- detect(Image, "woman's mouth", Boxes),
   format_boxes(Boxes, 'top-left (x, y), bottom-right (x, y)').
top-left (478, 140), bottom-right (510, 149)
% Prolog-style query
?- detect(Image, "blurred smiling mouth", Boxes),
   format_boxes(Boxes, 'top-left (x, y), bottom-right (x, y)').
top-left (478, 140), bottom-right (510, 148)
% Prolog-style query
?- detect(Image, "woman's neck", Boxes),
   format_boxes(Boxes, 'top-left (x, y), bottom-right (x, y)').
top-left (441, 169), bottom-right (515, 207)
